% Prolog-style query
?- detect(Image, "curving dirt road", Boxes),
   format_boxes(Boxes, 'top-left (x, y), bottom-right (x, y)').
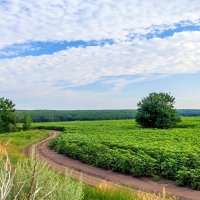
top-left (26, 131), bottom-right (200, 200)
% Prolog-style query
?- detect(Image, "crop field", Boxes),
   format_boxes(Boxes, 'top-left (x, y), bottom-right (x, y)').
top-left (0, 129), bottom-right (169, 200)
top-left (35, 117), bottom-right (200, 190)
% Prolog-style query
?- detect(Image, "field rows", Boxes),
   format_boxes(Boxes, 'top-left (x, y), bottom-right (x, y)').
top-left (44, 118), bottom-right (200, 190)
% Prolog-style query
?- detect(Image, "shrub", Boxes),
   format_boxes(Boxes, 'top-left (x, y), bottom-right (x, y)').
top-left (176, 167), bottom-right (200, 190)
top-left (190, 168), bottom-right (200, 190)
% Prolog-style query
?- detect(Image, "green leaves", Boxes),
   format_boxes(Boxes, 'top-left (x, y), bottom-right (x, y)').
top-left (0, 97), bottom-right (18, 133)
top-left (176, 168), bottom-right (200, 190)
top-left (48, 118), bottom-right (200, 190)
top-left (136, 92), bottom-right (181, 129)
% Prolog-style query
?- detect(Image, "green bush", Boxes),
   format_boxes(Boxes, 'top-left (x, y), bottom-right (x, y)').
top-left (190, 168), bottom-right (200, 190)
top-left (176, 167), bottom-right (200, 190)
top-left (136, 93), bottom-right (181, 129)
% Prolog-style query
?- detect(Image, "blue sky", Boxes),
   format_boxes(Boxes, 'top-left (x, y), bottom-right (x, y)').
top-left (0, 1), bottom-right (200, 109)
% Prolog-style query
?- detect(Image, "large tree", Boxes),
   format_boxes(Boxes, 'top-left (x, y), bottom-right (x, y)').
top-left (136, 92), bottom-right (181, 129)
top-left (0, 97), bottom-right (18, 133)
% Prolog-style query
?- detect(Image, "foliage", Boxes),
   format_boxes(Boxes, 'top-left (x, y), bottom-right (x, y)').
top-left (176, 167), bottom-right (200, 190)
top-left (0, 97), bottom-right (18, 133)
top-left (44, 118), bottom-right (200, 190)
top-left (17, 109), bottom-right (200, 123)
top-left (136, 93), bottom-right (181, 129)
top-left (23, 113), bottom-right (32, 131)
top-left (17, 110), bottom-right (137, 122)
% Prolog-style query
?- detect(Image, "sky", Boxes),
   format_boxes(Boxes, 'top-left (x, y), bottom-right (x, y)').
top-left (0, 0), bottom-right (200, 110)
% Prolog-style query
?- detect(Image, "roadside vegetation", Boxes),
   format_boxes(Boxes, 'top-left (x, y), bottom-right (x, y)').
top-left (0, 149), bottom-right (83, 200)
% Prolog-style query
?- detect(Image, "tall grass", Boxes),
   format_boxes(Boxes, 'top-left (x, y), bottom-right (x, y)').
top-left (0, 149), bottom-right (83, 200)
top-left (84, 183), bottom-right (176, 200)
top-left (0, 130), bottom-right (50, 162)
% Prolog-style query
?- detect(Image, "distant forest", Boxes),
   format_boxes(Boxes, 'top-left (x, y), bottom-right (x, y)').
top-left (17, 109), bottom-right (200, 123)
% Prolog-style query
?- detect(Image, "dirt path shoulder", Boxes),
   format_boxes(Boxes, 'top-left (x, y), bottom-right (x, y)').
top-left (26, 130), bottom-right (200, 200)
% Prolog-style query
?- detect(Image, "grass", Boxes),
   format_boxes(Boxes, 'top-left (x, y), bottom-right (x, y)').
top-left (0, 150), bottom-right (83, 200)
top-left (83, 185), bottom-right (176, 200)
top-left (0, 130), bottom-right (50, 162)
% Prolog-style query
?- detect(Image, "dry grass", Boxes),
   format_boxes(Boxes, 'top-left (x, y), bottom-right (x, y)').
top-left (84, 179), bottom-right (177, 200)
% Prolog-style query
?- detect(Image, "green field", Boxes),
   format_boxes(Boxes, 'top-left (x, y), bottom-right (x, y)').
top-left (0, 128), bottom-right (171, 199)
top-left (34, 117), bottom-right (200, 190)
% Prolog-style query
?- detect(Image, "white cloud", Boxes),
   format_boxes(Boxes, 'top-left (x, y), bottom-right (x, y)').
top-left (1, 0), bottom-right (200, 109)
top-left (0, 31), bottom-right (200, 93)
top-left (0, 0), bottom-right (200, 49)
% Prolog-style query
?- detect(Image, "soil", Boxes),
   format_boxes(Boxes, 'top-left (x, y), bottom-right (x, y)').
top-left (26, 130), bottom-right (200, 200)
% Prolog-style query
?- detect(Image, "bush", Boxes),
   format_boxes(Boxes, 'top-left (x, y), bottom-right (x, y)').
top-left (136, 93), bottom-right (181, 129)
top-left (176, 167), bottom-right (200, 190)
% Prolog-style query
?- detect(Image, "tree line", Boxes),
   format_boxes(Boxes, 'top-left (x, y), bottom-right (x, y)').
top-left (16, 108), bottom-right (200, 123)
top-left (1, 93), bottom-right (200, 133)
top-left (16, 110), bottom-right (137, 122)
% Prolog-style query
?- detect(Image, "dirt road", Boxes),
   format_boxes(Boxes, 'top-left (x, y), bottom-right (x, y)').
top-left (26, 130), bottom-right (200, 200)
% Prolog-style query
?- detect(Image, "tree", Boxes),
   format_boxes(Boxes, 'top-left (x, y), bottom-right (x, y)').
top-left (0, 97), bottom-right (18, 133)
top-left (135, 92), bottom-right (181, 129)
top-left (22, 113), bottom-right (32, 130)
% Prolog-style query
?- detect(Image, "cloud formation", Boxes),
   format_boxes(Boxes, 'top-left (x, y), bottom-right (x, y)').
top-left (0, 0), bottom-right (200, 108)
top-left (1, 31), bottom-right (200, 91)
top-left (0, 0), bottom-right (200, 49)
